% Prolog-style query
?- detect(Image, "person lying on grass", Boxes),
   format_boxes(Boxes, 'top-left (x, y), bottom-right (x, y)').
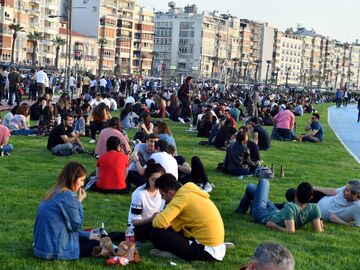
top-left (279, 180), bottom-right (360, 227)
top-left (235, 179), bottom-right (324, 233)
top-left (33, 161), bottom-right (100, 260)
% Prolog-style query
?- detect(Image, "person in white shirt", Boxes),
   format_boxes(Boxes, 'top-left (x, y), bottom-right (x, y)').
top-left (69, 74), bottom-right (76, 99)
top-left (35, 67), bottom-right (48, 97)
top-left (316, 180), bottom-right (360, 226)
top-left (90, 78), bottom-right (97, 96)
top-left (108, 163), bottom-right (166, 242)
top-left (108, 96), bottom-right (118, 111)
top-left (99, 76), bottom-right (107, 94)
top-left (134, 140), bottom-right (178, 180)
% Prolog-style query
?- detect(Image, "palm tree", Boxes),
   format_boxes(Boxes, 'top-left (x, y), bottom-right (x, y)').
top-left (97, 37), bottom-right (107, 77)
top-left (52, 36), bottom-right (66, 70)
top-left (9, 23), bottom-right (25, 64)
top-left (27, 31), bottom-right (44, 67)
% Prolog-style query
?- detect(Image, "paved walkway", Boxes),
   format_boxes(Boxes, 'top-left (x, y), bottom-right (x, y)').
top-left (328, 104), bottom-right (360, 163)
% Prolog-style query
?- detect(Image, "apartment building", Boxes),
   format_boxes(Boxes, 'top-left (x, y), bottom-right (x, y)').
top-left (0, 0), bottom-right (61, 67)
top-left (116, 0), bottom-right (154, 76)
top-left (153, 3), bottom-right (275, 83)
top-left (273, 30), bottom-right (303, 85)
top-left (70, 0), bottom-right (154, 76)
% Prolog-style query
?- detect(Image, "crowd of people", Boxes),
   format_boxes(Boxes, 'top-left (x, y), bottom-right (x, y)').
top-left (1, 69), bottom-right (360, 269)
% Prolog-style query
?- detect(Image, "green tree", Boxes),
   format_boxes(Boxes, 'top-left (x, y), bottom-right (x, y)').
top-left (9, 23), bottom-right (25, 64)
top-left (52, 36), bottom-right (66, 70)
top-left (27, 31), bottom-right (44, 67)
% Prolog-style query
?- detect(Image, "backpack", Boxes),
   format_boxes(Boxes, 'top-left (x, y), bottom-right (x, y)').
top-left (254, 166), bottom-right (274, 180)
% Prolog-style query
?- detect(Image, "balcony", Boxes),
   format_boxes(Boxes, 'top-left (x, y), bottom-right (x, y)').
top-left (29, 9), bottom-right (40, 16)
top-left (103, 0), bottom-right (117, 9)
top-left (44, 27), bottom-right (58, 35)
top-left (30, 22), bottom-right (39, 28)
top-left (119, 15), bottom-right (134, 21)
top-left (84, 55), bottom-right (97, 61)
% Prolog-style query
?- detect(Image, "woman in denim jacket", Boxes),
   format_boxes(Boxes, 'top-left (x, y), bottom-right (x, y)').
top-left (33, 162), bottom-right (99, 260)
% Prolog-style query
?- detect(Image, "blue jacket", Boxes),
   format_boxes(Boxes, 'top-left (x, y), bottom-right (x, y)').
top-left (33, 190), bottom-right (89, 260)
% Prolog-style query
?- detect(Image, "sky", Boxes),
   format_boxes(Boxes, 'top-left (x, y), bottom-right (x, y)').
top-left (137, 0), bottom-right (360, 42)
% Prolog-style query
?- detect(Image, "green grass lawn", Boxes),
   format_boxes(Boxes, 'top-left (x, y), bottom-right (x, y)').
top-left (1, 103), bottom-right (360, 270)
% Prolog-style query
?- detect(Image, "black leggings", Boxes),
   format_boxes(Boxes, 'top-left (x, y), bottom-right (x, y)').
top-left (179, 156), bottom-right (209, 185)
top-left (89, 182), bottom-right (129, 194)
top-left (108, 222), bottom-right (153, 242)
top-left (150, 228), bottom-right (216, 261)
top-left (126, 171), bottom-right (147, 188)
top-left (79, 237), bottom-right (99, 257)
top-left (90, 121), bottom-right (108, 140)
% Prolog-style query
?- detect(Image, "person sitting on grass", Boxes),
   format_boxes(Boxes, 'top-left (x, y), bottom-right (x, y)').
top-left (235, 180), bottom-right (324, 233)
top-left (94, 117), bottom-right (130, 158)
top-left (134, 140), bottom-right (179, 180)
top-left (0, 116), bottom-right (13, 156)
top-left (223, 131), bottom-right (257, 176)
top-left (33, 162), bottom-right (100, 260)
top-left (214, 118), bottom-right (237, 149)
top-left (47, 112), bottom-right (86, 156)
top-left (299, 113), bottom-right (324, 143)
top-left (239, 243), bottom-right (295, 270)
top-left (248, 116), bottom-right (271, 151)
top-left (127, 133), bottom-right (159, 188)
top-left (9, 103), bottom-right (37, 135)
top-left (108, 163), bottom-right (166, 242)
top-left (154, 121), bottom-right (177, 155)
top-left (167, 144), bottom-right (214, 193)
top-left (281, 180), bottom-right (360, 227)
top-left (151, 173), bottom-right (226, 261)
top-left (87, 136), bottom-right (129, 194)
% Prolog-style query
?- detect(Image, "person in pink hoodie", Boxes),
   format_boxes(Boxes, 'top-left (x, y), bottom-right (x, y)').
top-left (273, 105), bottom-right (295, 141)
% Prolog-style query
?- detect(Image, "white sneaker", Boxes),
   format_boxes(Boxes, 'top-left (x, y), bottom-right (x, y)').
top-left (202, 182), bottom-right (214, 193)
top-left (178, 117), bottom-right (185, 124)
top-left (89, 139), bottom-right (96, 144)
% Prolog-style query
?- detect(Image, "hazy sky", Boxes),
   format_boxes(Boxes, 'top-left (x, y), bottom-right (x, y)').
top-left (137, 0), bottom-right (359, 42)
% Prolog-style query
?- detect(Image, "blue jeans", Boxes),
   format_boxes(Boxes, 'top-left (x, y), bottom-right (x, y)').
top-left (51, 143), bottom-right (81, 156)
top-left (251, 179), bottom-right (278, 223)
top-left (1, 144), bottom-right (13, 154)
top-left (237, 179), bottom-right (278, 223)
top-left (11, 129), bottom-right (37, 135)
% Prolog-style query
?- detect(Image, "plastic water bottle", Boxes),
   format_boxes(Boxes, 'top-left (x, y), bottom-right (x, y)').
top-left (125, 224), bottom-right (135, 243)
top-left (56, 114), bottom-right (61, 125)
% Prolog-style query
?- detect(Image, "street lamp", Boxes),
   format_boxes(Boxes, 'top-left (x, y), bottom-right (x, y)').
top-left (285, 67), bottom-right (291, 88)
top-left (265, 60), bottom-right (272, 87)
top-left (254, 59), bottom-right (262, 83)
top-left (49, 0), bottom-right (72, 93)
top-left (275, 67), bottom-right (280, 86)
top-left (243, 62), bottom-right (248, 83)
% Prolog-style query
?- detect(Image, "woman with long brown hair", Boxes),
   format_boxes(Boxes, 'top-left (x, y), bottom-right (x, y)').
top-left (33, 162), bottom-right (100, 260)
top-left (154, 121), bottom-right (177, 154)
top-left (88, 102), bottom-right (112, 143)
top-left (9, 103), bottom-right (37, 135)
top-left (133, 113), bottom-right (154, 143)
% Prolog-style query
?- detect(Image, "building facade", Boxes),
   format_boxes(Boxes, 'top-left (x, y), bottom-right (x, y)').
top-left (273, 30), bottom-right (303, 86)
top-left (0, 0), bottom-right (61, 67)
